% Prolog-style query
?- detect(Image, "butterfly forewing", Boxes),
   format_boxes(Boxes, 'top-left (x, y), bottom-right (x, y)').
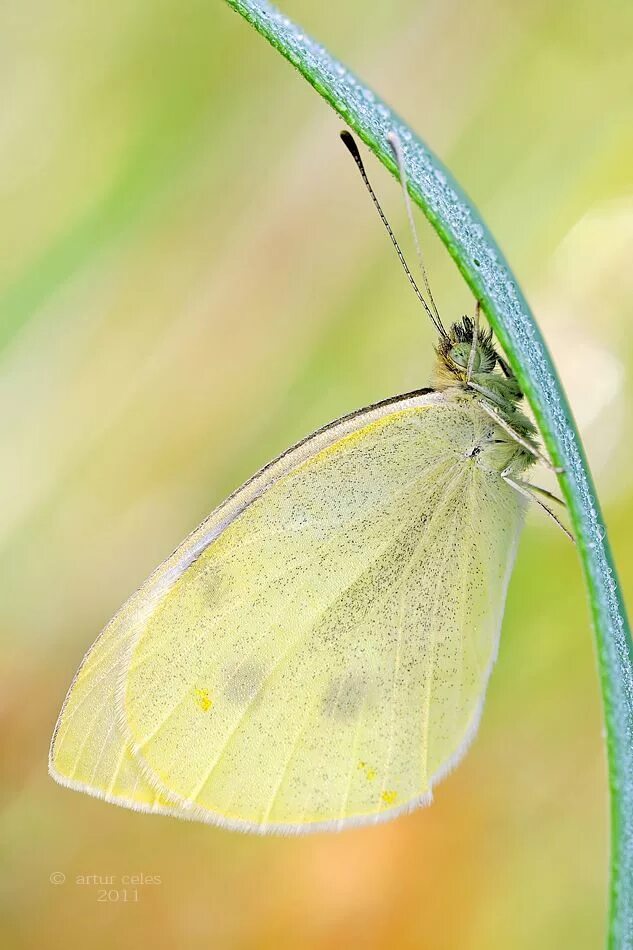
top-left (98, 393), bottom-right (524, 832)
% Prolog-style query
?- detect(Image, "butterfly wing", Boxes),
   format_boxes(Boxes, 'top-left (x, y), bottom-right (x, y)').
top-left (50, 390), bottom-right (526, 831)
top-left (49, 615), bottom-right (183, 816)
top-left (50, 391), bottom-right (443, 820)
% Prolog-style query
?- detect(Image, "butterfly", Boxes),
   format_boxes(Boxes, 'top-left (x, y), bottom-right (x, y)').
top-left (49, 131), bottom-right (569, 833)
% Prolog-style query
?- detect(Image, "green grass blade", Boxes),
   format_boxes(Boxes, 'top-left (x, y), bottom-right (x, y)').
top-left (226, 0), bottom-right (632, 943)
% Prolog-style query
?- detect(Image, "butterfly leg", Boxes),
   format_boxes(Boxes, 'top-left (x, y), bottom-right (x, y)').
top-left (466, 300), bottom-right (481, 382)
top-left (502, 471), bottom-right (573, 541)
top-left (520, 481), bottom-right (566, 508)
top-left (477, 399), bottom-right (564, 474)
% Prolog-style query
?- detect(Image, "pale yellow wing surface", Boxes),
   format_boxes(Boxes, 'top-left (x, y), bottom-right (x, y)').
top-left (49, 390), bottom-right (445, 819)
top-left (50, 390), bottom-right (526, 832)
top-left (49, 617), bottom-right (182, 816)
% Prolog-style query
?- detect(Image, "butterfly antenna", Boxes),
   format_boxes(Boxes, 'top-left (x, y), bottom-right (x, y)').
top-left (387, 131), bottom-right (446, 337)
top-left (340, 130), bottom-right (448, 340)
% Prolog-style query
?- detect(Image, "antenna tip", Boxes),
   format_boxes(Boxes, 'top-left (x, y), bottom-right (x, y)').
top-left (340, 129), bottom-right (361, 159)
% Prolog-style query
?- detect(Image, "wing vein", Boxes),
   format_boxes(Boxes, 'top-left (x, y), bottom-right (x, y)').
top-left (130, 461), bottom-right (453, 753)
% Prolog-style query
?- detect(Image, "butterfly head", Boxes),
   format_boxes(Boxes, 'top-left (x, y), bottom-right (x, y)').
top-left (434, 316), bottom-right (522, 403)
top-left (441, 317), bottom-right (497, 375)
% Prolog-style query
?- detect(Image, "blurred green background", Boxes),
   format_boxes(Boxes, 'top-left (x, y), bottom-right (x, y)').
top-left (1, 1), bottom-right (632, 947)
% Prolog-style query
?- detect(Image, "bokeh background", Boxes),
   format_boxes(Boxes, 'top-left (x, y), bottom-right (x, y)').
top-left (2, 1), bottom-right (632, 947)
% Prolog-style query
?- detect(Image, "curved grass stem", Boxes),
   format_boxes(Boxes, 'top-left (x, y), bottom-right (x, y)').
top-left (225, 1), bottom-right (632, 943)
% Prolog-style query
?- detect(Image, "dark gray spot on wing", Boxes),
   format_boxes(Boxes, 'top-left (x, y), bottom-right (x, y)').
top-left (322, 674), bottom-right (370, 721)
top-left (223, 662), bottom-right (265, 705)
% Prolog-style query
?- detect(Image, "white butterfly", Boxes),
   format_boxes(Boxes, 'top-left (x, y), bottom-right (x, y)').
top-left (49, 132), bottom-right (568, 833)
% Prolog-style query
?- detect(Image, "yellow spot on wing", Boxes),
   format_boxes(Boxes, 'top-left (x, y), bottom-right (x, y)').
top-left (357, 760), bottom-right (377, 781)
top-left (194, 688), bottom-right (213, 712)
top-left (380, 790), bottom-right (398, 806)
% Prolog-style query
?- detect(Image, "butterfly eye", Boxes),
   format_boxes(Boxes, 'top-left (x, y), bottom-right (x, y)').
top-left (449, 341), bottom-right (484, 373)
top-left (449, 343), bottom-right (473, 369)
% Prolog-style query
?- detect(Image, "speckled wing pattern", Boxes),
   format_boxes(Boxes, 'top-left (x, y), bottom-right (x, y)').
top-left (50, 390), bottom-right (526, 832)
